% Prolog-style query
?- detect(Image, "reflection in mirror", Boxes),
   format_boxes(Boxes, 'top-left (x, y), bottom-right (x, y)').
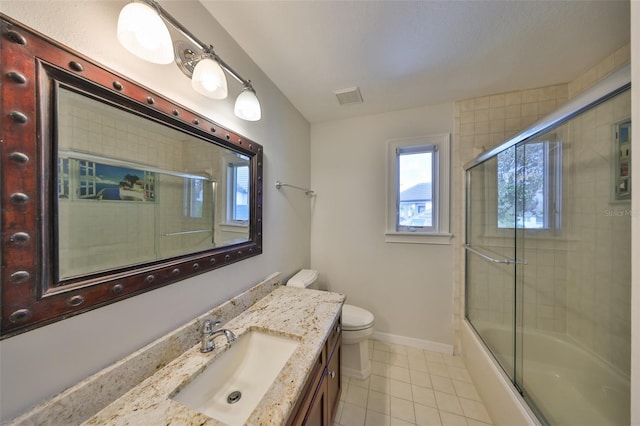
top-left (56, 89), bottom-right (250, 281)
top-left (0, 15), bottom-right (263, 338)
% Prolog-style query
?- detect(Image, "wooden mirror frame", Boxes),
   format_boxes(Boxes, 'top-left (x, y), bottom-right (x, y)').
top-left (0, 15), bottom-right (264, 338)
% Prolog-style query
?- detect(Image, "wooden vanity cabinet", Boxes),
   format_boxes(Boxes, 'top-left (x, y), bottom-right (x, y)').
top-left (287, 315), bottom-right (342, 426)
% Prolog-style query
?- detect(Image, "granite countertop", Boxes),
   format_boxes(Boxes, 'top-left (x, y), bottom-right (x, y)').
top-left (82, 286), bottom-right (345, 426)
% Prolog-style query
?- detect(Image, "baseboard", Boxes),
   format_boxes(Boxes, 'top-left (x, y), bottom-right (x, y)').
top-left (372, 331), bottom-right (454, 355)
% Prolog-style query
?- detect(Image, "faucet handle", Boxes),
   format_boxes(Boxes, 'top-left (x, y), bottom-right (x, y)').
top-left (203, 319), bottom-right (221, 334)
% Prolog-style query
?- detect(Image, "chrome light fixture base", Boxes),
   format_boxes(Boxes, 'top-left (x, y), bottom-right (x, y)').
top-left (174, 40), bottom-right (198, 78)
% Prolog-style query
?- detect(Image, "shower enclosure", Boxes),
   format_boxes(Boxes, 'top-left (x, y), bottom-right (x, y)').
top-left (465, 67), bottom-right (631, 425)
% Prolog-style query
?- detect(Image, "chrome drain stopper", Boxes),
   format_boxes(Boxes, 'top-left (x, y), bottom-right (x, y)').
top-left (227, 390), bottom-right (242, 404)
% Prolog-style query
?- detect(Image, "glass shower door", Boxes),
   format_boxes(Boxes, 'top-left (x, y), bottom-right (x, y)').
top-left (465, 155), bottom-right (517, 380)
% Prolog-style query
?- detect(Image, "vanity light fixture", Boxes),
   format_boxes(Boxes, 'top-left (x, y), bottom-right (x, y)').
top-left (116, 0), bottom-right (261, 120)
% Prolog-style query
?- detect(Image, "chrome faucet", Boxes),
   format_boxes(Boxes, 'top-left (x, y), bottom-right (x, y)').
top-left (201, 319), bottom-right (237, 353)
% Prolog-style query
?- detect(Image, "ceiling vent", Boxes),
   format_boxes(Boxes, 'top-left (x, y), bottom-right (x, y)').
top-left (333, 86), bottom-right (363, 105)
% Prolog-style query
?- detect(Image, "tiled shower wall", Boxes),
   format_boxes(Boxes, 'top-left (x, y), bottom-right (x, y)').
top-left (57, 90), bottom-right (216, 278)
top-left (453, 44), bottom-right (631, 355)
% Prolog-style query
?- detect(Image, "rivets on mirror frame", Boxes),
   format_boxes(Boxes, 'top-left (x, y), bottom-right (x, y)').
top-left (172, 109), bottom-right (179, 116)
top-left (9, 152), bottom-right (29, 163)
top-left (9, 309), bottom-right (31, 323)
top-left (193, 119), bottom-right (199, 125)
top-left (249, 144), bottom-right (253, 150)
top-left (248, 248), bottom-right (253, 253)
top-left (9, 111), bottom-right (28, 124)
top-left (113, 81), bottom-right (123, 91)
top-left (145, 274), bottom-right (155, 284)
top-left (224, 254), bottom-right (231, 263)
top-left (67, 295), bottom-right (84, 306)
top-left (171, 268), bottom-right (180, 276)
top-left (226, 134), bottom-right (230, 140)
top-left (10, 192), bottom-right (29, 204)
top-left (209, 257), bottom-right (216, 264)
top-left (7, 71), bottom-right (27, 84)
top-left (192, 263), bottom-right (199, 270)
top-left (112, 284), bottom-right (124, 294)
top-left (237, 250), bottom-right (242, 256)
top-left (10, 232), bottom-right (30, 243)
top-left (146, 96), bottom-right (155, 105)
top-left (238, 139), bottom-right (242, 145)
top-left (7, 31), bottom-right (26, 45)
top-left (210, 127), bottom-right (216, 133)
top-left (69, 61), bottom-right (84, 72)
top-left (10, 271), bottom-right (30, 283)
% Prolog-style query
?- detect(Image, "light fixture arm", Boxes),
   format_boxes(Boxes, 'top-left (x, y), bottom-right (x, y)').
top-left (139, 0), bottom-right (254, 90)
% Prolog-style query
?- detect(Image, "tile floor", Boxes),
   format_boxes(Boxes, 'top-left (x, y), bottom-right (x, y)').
top-left (334, 340), bottom-right (493, 426)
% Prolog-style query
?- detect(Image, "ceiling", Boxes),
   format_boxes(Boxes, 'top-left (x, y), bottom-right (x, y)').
top-left (203, 1), bottom-right (630, 124)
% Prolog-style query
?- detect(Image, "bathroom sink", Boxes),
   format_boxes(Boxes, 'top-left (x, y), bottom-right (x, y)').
top-left (171, 330), bottom-right (299, 425)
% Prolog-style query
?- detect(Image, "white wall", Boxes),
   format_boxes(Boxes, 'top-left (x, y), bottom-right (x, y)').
top-left (310, 103), bottom-right (455, 347)
top-left (0, 1), bottom-right (311, 422)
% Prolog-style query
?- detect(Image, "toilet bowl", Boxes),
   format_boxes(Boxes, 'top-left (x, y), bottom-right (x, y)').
top-left (287, 269), bottom-right (375, 379)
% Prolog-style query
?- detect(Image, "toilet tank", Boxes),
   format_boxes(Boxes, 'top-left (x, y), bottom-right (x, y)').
top-left (286, 269), bottom-right (320, 289)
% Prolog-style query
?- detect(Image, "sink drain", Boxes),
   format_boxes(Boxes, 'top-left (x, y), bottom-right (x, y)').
top-left (227, 390), bottom-right (242, 404)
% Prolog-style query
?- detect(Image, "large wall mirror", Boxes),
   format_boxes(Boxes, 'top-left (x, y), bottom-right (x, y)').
top-left (1, 15), bottom-right (263, 338)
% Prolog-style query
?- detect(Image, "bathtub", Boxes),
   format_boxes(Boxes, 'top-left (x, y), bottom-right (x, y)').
top-left (462, 321), bottom-right (630, 426)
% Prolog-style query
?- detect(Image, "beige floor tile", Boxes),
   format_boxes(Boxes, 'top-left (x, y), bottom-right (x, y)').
top-left (340, 402), bottom-right (367, 426)
top-left (411, 384), bottom-right (437, 408)
top-left (362, 340), bottom-right (493, 426)
top-left (369, 374), bottom-right (391, 393)
top-left (390, 417), bottom-right (415, 426)
top-left (367, 390), bottom-right (391, 415)
top-left (372, 360), bottom-right (391, 377)
top-left (365, 410), bottom-right (391, 426)
top-left (447, 366), bottom-right (472, 383)
top-left (414, 402), bottom-right (442, 426)
top-left (374, 341), bottom-right (392, 352)
top-left (458, 397), bottom-right (492, 424)
top-left (388, 365), bottom-right (411, 383)
top-left (427, 362), bottom-right (450, 378)
top-left (389, 344), bottom-right (409, 355)
top-left (373, 349), bottom-right (392, 363)
top-left (346, 383), bottom-right (369, 407)
top-left (389, 352), bottom-right (410, 368)
top-left (439, 411), bottom-right (468, 426)
top-left (351, 376), bottom-right (371, 390)
top-left (452, 380), bottom-right (481, 401)
top-left (465, 418), bottom-right (492, 426)
top-left (341, 380), bottom-right (350, 401)
top-left (431, 375), bottom-right (455, 395)
top-left (389, 379), bottom-right (413, 401)
top-left (434, 391), bottom-right (464, 416)
top-left (409, 370), bottom-right (433, 388)
top-left (390, 396), bottom-right (416, 423)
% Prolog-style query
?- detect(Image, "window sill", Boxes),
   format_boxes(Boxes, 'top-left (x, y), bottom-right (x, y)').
top-left (385, 232), bottom-right (453, 245)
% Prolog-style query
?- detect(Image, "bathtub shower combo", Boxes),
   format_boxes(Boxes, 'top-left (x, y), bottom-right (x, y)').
top-left (464, 66), bottom-right (631, 425)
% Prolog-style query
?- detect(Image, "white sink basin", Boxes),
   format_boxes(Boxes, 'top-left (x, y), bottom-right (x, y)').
top-left (171, 330), bottom-right (299, 425)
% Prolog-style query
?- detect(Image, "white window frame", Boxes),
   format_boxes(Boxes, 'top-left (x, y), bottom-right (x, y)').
top-left (386, 134), bottom-right (452, 245)
top-left (226, 162), bottom-right (250, 226)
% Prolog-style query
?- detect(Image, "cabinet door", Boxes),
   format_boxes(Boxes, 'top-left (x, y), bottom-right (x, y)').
top-left (327, 342), bottom-right (341, 423)
top-left (304, 373), bottom-right (328, 426)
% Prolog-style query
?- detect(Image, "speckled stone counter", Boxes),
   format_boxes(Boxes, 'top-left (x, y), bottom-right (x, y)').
top-left (82, 285), bottom-right (344, 426)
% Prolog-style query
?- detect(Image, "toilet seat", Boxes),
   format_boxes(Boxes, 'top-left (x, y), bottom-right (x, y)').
top-left (342, 304), bottom-right (374, 331)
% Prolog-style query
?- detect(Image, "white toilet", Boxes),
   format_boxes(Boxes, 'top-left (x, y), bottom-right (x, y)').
top-left (287, 269), bottom-right (375, 379)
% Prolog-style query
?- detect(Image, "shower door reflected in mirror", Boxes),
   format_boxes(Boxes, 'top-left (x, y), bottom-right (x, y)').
top-left (56, 88), bottom-right (250, 280)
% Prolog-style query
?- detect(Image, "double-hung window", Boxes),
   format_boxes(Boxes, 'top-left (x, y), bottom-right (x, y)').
top-left (386, 134), bottom-right (451, 244)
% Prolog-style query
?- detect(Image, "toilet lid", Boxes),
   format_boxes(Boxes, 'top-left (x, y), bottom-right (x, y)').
top-left (342, 304), bottom-right (374, 331)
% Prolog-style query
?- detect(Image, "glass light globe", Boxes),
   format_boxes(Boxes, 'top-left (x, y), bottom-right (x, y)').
top-left (191, 57), bottom-right (228, 99)
top-left (117, 2), bottom-right (174, 64)
top-left (234, 87), bottom-right (262, 121)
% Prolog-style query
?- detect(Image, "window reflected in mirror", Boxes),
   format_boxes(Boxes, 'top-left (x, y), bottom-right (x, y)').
top-left (56, 88), bottom-right (250, 282)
